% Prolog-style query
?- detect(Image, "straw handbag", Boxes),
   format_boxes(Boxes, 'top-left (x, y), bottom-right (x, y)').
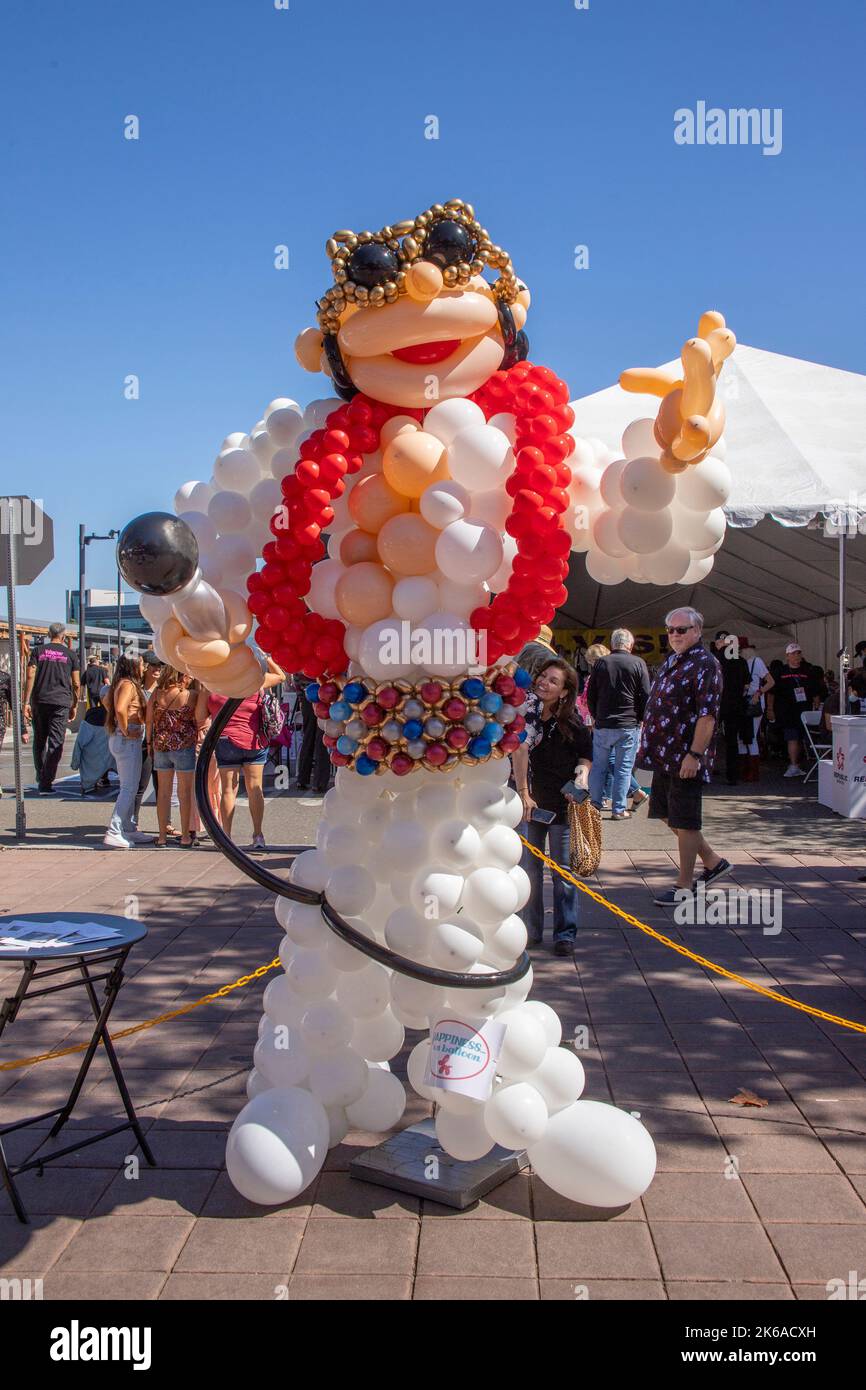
top-left (567, 797), bottom-right (602, 877)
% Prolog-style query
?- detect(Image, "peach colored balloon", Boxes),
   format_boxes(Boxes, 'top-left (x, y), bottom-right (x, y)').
top-left (383, 431), bottom-right (449, 499)
top-left (376, 513), bottom-right (439, 576)
top-left (222, 589), bottom-right (253, 644)
top-left (348, 473), bottom-right (410, 534)
top-left (335, 561), bottom-right (395, 626)
top-left (380, 416), bottom-right (421, 449)
top-left (339, 528), bottom-right (380, 566)
top-left (176, 636), bottom-right (231, 668)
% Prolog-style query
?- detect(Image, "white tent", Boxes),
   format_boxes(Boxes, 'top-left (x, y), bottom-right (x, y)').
top-left (565, 345), bottom-right (866, 669)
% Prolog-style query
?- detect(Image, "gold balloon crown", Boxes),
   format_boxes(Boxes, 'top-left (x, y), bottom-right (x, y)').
top-left (316, 197), bottom-right (521, 334)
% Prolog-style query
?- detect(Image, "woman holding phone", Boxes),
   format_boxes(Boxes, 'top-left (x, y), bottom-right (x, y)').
top-left (512, 659), bottom-right (592, 956)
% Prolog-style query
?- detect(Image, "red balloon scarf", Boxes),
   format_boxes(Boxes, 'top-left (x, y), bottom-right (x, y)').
top-left (246, 362), bottom-right (575, 678)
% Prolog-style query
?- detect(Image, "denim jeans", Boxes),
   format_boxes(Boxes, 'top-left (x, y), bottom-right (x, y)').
top-left (521, 818), bottom-right (579, 942)
top-left (603, 767), bottom-right (640, 800)
top-left (108, 729), bottom-right (143, 838)
top-left (589, 727), bottom-right (640, 815)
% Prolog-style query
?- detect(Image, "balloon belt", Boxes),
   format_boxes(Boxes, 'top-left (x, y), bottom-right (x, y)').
top-left (194, 698), bottom-right (531, 992)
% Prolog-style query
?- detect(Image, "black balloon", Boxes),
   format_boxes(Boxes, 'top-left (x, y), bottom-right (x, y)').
top-left (347, 242), bottom-right (400, 289)
top-left (423, 218), bottom-right (476, 268)
top-left (117, 512), bottom-right (199, 596)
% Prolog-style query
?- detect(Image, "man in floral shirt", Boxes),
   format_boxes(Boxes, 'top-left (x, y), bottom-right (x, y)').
top-left (638, 607), bottom-right (730, 906)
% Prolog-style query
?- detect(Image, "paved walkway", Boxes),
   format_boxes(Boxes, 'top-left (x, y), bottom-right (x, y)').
top-left (1, 770), bottom-right (865, 1300)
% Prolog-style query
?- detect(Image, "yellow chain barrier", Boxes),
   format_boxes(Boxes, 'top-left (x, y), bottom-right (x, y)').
top-left (0, 959), bottom-right (281, 1072)
top-left (2, 838), bottom-right (865, 1073)
top-left (519, 834), bottom-right (866, 1035)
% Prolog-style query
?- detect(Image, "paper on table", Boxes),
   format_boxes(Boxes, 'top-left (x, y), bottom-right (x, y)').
top-left (0, 919), bottom-right (121, 949)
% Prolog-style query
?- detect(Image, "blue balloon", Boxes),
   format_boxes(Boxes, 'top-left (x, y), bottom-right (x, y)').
top-left (479, 691), bottom-right (503, 714)
top-left (485, 721), bottom-right (504, 743)
top-left (402, 719), bottom-right (423, 740)
top-left (336, 735), bottom-right (359, 756)
top-left (329, 700), bottom-right (352, 722)
top-left (468, 735), bottom-right (493, 758)
top-left (518, 729), bottom-right (528, 742)
top-left (514, 667), bottom-right (532, 689)
top-left (342, 681), bottom-right (367, 705)
top-left (355, 754), bottom-right (377, 776)
top-left (305, 683), bottom-right (320, 703)
top-left (460, 677), bottom-right (485, 700)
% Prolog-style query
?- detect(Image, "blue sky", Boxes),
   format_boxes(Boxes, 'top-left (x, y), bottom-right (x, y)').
top-left (3, 0), bottom-right (864, 618)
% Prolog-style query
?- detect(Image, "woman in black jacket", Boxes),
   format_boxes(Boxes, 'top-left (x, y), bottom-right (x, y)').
top-left (512, 659), bottom-right (592, 956)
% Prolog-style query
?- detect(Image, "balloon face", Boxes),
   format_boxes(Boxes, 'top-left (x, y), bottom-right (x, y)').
top-left (117, 512), bottom-right (199, 596)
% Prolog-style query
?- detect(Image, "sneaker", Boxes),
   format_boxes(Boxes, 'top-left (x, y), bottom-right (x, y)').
top-left (103, 831), bottom-right (132, 849)
top-left (249, 834), bottom-right (266, 851)
top-left (783, 764), bottom-right (805, 777)
top-left (699, 858), bottom-right (732, 888)
top-left (553, 939), bottom-right (575, 957)
top-left (653, 886), bottom-right (695, 907)
top-left (124, 830), bottom-right (153, 844)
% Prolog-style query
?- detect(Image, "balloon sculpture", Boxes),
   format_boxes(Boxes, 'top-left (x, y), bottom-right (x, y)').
top-left (115, 198), bottom-right (737, 1211)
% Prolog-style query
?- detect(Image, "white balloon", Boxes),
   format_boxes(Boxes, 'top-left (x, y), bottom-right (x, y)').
top-left (214, 446), bottom-right (261, 495)
top-left (508, 865), bottom-right (531, 912)
top-left (470, 487), bottom-right (511, 532)
top-left (423, 397), bottom-right (485, 447)
top-left (383, 906), bottom-right (428, 958)
top-left (390, 972), bottom-right (448, 1028)
top-left (300, 1000), bottom-right (354, 1054)
top-left (138, 593), bottom-right (172, 627)
top-left (415, 782), bottom-right (458, 822)
top-left (435, 1105), bottom-right (495, 1161)
top-left (325, 1103), bottom-right (349, 1148)
top-left (358, 618), bottom-right (413, 682)
top-left (344, 1065), bottom-right (406, 1131)
top-left (528, 1045), bottom-right (585, 1112)
top-left (419, 479), bottom-right (469, 530)
top-left (430, 818), bottom-right (482, 870)
top-left (488, 534), bottom-right (518, 593)
top-left (523, 1001), bottom-right (563, 1047)
top-left (484, 914), bottom-right (527, 964)
top-left (407, 1039), bottom-right (437, 1100)
top-left (527, 1100), bottom-right (656, 1207)
top-left (308, 1047), bottom-right (369, 1108)
top-left (325, 865), bottom-right (376, 917)
top-left (671, 505), bottom-right (726, 551)
top-left (226, 1087), bottom-right (328, 1204)
top-left (249, 476), bottom-right (282, 525)
top-left (435, 520), bottom-right (503, 584)
top-left (617, 506), bottom-right (673, 555)
top-left (178, 509), bottom-right (217, 551)
top-left (436, 577), bottom-right (488, 618)
top-left (336, 962), bottom-right (392, 1019)
top-left (287, 947), bottom-right (338, 1000)
top-left (678, 553), bottom-right (715, 584)
top-left (409, 611), bottom-right (472, 679)
top-left (676, 456), bottom-right (732, 512)
top-left (266, 400), bottom-right (304, 447)
top-left (409, 866), bottom-right (464, 920)
top-left (497, 1008), bottom-right (549, 1079)
top-left (477, 825), bottom-right (522, 870)
top-left (270, 445), bottom-right (300, 482)
top-left (250, 427), bottom-right (276, 466)
top-left (487, 411), bottom-right (517, 444)
top-left (448, 425), bottom-right (515, 492)
top-left (246, 1068), bottom-right (269, 1101)
top-left (320, 823), bottom-right (362, 868)
top-left (639, 544), bottom-right (691, 585)
top-left (593, 509), bottom-right (629, 558)
top-left (484, 1082), bottom-right (549, 1149)
top-left (262, 973), bottom-right (306, 1027)
top-left (254, 1023), bottom-right (310, 1087)
top-left (599, 458), bottom-right (628, 508)
top-left (457, 781), bottom-right (508, 827)
top-left (622, 418), bottom-right (660, 460)
top-left (428, 918), bottom-right (485, 971)
top-left (619, 456), bottom-right (676, 511)
top-left (291, 849), bottom-right (329, 893)
top-left (569, 463), bottom-right (603, 507)
top-left (392, 575), bottom-right (440, 621)
top-left (208, 490), bottom-right (251, 533)
top-left (351, 1009), bottom-right (406, 1064)
top-left (175, 480), bottom-right (214, 515)
top-left (307, 558), bottom-right (346, 621)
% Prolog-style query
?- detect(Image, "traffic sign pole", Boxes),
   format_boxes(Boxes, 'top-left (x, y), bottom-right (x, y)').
top-left (4, 525), bottom-right (26, 840)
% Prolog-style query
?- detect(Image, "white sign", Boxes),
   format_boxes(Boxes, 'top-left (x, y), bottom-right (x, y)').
top-left (426, 1015), bottom-right (506, 1101)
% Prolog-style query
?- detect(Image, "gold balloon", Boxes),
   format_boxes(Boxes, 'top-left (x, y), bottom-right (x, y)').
top-left (376, 513), bottom-right (439, 575)
top-left (382, 430), bottom-right (448, 499)
top-left (339, 528), bottom-right (380, 566)
top-left (334, 561), bottom-right (395, 626)
top-left (380, 416), bottom-right (421, 449)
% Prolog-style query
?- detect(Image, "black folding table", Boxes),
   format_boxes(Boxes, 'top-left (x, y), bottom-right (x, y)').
top-left (0, 911), bottom-right (156, 1222)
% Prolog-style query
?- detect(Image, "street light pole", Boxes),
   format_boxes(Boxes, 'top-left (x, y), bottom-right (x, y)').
top-left (78, 526), bottom-right (120, 671)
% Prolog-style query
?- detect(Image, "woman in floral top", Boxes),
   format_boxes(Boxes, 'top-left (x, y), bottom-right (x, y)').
top-left (146, 667), bottom-right (203, 847)
top-left (512, 659), bottom-right (592, 956)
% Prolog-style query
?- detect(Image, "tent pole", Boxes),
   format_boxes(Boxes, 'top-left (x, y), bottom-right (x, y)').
top-left (839, 530), bottom-right (847, 706)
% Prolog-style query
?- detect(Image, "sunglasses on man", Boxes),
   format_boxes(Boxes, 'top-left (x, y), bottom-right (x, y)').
top-left (666, 625), bottom-right (694, 635)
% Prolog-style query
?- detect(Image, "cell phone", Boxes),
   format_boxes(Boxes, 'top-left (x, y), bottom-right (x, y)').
top-left (530, 807), bottom-right (557, 824)
top-left (561, 780), bottom-right (589, 804)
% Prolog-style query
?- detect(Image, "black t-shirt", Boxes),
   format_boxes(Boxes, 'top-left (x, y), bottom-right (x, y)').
top-left (84, 662), bottom-right (108, 708)
top-left (587, 651), bottom-right (651, 728)
top-left (769, 659), bottom-right (825, 722)
top-left (715, 651), bottom-right (750, 712)
top-left (28, 642), bottom-right (75, 706)
top-left (528, 714), bottom-right (593, 821)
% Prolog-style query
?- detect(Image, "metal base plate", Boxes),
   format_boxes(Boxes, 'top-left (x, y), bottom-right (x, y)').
top-left (349, 1118), bottom-right (527, 1210)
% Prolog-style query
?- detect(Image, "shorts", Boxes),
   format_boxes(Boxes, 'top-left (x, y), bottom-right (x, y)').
top-left (154, 746), bottom-right (197, 772)
top-left (783, 725), bottom-right (804, 742)
top-left (648, 768), bottom-right (704, 831)
top-left (216, 737), bottom-right (267, 769)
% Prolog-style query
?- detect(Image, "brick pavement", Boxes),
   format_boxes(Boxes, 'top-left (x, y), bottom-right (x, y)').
top-left (1, 776), bottom-right (866, 1301)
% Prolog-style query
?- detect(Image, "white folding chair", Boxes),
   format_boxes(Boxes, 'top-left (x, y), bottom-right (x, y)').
top-left (800, 710), bottom-right (832, 782)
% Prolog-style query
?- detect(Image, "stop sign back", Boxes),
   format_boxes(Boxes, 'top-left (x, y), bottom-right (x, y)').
top-left (0, 496), bottom-right (54, 586)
